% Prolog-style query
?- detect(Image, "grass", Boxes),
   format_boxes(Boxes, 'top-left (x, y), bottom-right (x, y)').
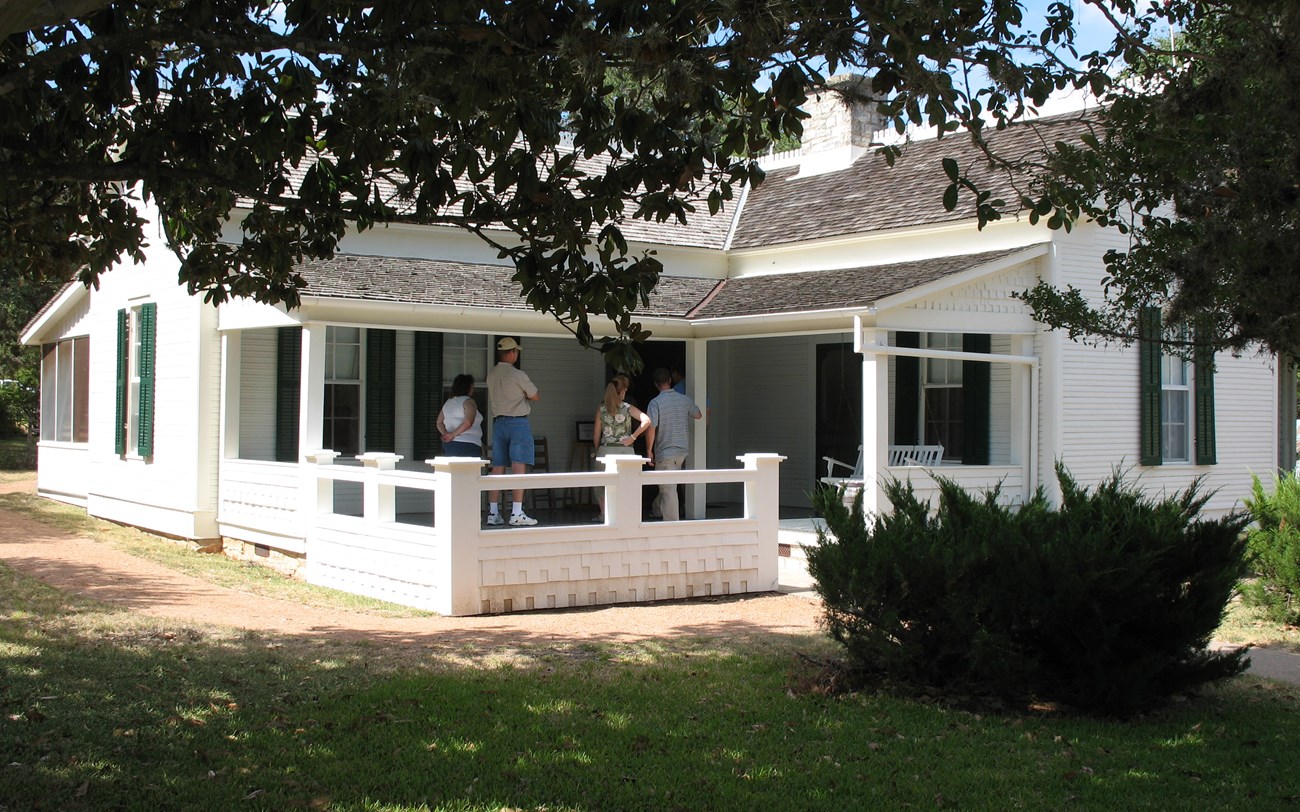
top-left (0, 435), bottom-right (34, 471)
top-left (2, 563), bottom-right (1300, 811)
top-left (0, 484), bottom-right (430, 618)
top-left (3, 474), bottom-right (1300, 809)
top-left (1215, 592), bottom-right (1300, 654)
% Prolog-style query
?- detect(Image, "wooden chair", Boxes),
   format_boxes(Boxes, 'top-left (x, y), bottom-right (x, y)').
top-left (527, 436), bottom-right (559, 514)
top-left (887, 444), bottom-right (945, 466)
top-left (820, 445), bottom-right (863, 487)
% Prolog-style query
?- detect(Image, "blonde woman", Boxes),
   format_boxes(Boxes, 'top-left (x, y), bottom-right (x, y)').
top-left (592, 376), bottom-right (650, 522)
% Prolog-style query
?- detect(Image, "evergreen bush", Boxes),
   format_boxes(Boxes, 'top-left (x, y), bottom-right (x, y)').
top-left (1241, 473), bottom-right (1300, 624)
top-left (807, 465), bottom-right (1249, 716)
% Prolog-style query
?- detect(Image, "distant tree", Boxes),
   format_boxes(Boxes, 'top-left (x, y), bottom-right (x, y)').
top-left (2, 0), bottom-right (1149, 368)
top-left (0, 270), bottom-right (65, 463)
top-left (1023, 1), bottom-right (1300, 360)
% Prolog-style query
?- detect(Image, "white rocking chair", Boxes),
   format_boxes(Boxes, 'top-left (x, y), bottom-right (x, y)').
top-left (820, 445), bottom-right (864, 487)
top-left (887, 444), bottom-right (945, 467)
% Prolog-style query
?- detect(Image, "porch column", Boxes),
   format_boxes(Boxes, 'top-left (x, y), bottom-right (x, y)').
top-left (687, 338), bottom-right (708, 519)
top-left (299, 322), bottom-right (327, 460)
top-left (431, 456), bottom-right (487, 617)
top-left (1010, 335), bottom-right (1033, 503)
top-left (860, 329), bottom-right (890, 515)
top-left (219, 331), bottom-right (241, 460)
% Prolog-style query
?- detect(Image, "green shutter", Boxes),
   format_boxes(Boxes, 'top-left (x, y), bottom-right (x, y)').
top-left (275, 327), bottom-right (302, 463)
top-left (1194, 337), bottom-right (1217, 465)
top-left (137, 302), bottom-right (156, 458)
top-left (961, 333), bottom-right (991, 465)
top-left (364, 328), bottom-right (396, 452)
top-left (412, 331), bottom-right (444, 461)
top-left (1138, 306), bottom-right (1163, 466)
top-left (893, 331), bottom-right (921, 445)
top-left (114, 308), bottom-right (127, 455)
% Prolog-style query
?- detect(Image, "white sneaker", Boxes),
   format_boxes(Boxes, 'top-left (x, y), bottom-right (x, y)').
top-left (508, 513), bottom-right (538, 526)
top-left (485, 513), bottom-right (504, 526)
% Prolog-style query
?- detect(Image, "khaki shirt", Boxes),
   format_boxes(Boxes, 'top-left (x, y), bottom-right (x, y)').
top-left (486, 362), bottom-right (538, 417)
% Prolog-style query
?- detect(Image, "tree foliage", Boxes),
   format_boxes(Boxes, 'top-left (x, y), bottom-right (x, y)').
top-left (2, 0), bottom-right (1145, 365)
top-left (1024, 0), bottom-right (1300, 358)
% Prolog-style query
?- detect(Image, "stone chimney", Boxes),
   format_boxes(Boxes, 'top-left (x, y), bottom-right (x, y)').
top-left (796, 74), bottom-right (884, 178)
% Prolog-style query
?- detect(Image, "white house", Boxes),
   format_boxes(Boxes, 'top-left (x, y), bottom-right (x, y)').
top-left (22, 82), bottom-right (1281, 614)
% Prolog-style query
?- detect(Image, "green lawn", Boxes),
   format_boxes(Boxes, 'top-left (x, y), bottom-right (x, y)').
top-left (0, 435), bottom-right (34, 471)
top-left (3, 479), bottom-right (1300, 809)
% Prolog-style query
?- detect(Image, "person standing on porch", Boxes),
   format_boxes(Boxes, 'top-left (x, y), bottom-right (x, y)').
top-left (485, 338), bottom-right (540, 527)
top-left (437, 374), bottom-right (483, 457)
top-left (591, 376), bottom-right (651, 523)
top-left (644, 367), bottom-right (702, 521)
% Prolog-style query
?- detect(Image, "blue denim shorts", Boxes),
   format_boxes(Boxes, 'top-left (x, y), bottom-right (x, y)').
top-left (441, 440), bottom-right (481, 458)
top-left (491, 417), bottom-right (535, 466)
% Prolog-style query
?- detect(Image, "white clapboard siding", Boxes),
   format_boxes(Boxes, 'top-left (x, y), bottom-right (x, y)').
top-left (1049, 224), bottom-right (1277, 516)
top-left (708, 334), bottom-right (819, 509)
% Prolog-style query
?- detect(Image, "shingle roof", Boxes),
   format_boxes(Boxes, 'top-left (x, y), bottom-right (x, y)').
top-left (295, 254), bottom-right (720, 318)
top-left (296, 246), bottom-right (1038, 323)
top-left (687, 247), bottom-right (1035, 320)
top-left (731, 112), bottom-right (1089, 249)
top-left (264, 147), bottom-right (738, 251)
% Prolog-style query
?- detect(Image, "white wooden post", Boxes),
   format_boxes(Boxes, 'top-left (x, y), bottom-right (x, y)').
top-left (688, 338), bottom-right (709, 519)
top-left (304, 450), bottom-right (339, 515)
top-left (603, 454), bottom-right (647, 526)
top-left (430, 456), bottom-right (487, 616)
top-left (358, 452), bottom-right (401, 522)
top-left (219, 332), bottom-right (241, 461)
top-left (299, 323), bottom-right (327, 463)
top-left (860, 328), bottom-right (889, 516)
top-left (739, 452), bottom-right (783, 591)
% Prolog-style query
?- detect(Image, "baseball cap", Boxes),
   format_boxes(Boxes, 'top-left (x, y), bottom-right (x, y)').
top-left (496, 337), bottom-right (521, 351)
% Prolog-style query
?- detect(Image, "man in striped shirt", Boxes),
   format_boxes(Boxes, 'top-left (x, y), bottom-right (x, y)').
top-left (644, 367), bottom-right (702, 521)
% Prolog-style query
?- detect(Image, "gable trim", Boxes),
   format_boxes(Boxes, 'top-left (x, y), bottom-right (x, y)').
top-left (871, 244), bottom-right (1049, 313)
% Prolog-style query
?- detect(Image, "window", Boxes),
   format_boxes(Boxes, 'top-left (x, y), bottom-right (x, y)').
top-left (922, 333), bottom-right (963, 458)
top-left (443, 332), bottom-right (491, 387)
top-left (893, 331), bottom-right (990, 465)
top-left (40, 336), bottom-right (89, 443)
top-left (323, 326), bottom-right (361, 456)
top-left (115, 303), bottom-right (155, 457)
top-left (1161, 347), bottom-right (1192, 463)
top-left (442, 332), bottom-right (490, 418)
top-left (1138, 306), bottom-right (1216, 466)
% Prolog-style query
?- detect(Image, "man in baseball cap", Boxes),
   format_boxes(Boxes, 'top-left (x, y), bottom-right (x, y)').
top-left (485, 337), bottom-right (540, 526)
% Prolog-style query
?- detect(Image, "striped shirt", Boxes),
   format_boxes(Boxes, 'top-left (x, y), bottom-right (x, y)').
top-left (647, 389), bottom-right (701, 458)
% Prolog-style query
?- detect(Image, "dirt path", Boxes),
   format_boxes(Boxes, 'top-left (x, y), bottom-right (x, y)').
top-left (4, 476), bottom-right (1298, 684)
top-left (0, 477), bottom-right (825, 652)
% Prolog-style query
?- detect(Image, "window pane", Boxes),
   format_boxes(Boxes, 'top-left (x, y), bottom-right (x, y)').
top-left (924, 387), bottom-right (963, 460)
top-left (56, 340), bottom-right (73, 442)
top-left (40, 344), bottom-right (56, 441)
top-left (1162, 390), bottom-right (1189, 462)
top-left (323, 383), bottom-right (361, 456)
top-left (73, 337), bottom-right (89, 442)
top-left (1161, 354), bottom-right (1188, 386)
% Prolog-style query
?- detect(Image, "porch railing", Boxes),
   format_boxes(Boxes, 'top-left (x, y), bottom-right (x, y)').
top-left (302, 452), bottom-right (784, 616)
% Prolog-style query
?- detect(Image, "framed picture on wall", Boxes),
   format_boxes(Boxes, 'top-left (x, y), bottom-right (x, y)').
top-left (576, 420), bottom-right (595, 442)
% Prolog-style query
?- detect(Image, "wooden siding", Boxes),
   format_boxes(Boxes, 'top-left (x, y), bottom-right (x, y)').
top-left (706, 334), bottom-right (820, 509)
top-left (1050, 224), bottom-right (1277, 515)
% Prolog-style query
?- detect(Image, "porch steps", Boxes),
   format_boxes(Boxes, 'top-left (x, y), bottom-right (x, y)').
top-left (777, 518), bottom-right (825, 593)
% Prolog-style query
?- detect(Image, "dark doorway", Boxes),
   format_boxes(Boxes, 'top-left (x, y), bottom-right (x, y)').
top-left (815, 342), bottom-right (862, 489)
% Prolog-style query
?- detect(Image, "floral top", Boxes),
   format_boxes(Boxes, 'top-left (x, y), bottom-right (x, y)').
top-left (598, 402), bottom-right (633, 445)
